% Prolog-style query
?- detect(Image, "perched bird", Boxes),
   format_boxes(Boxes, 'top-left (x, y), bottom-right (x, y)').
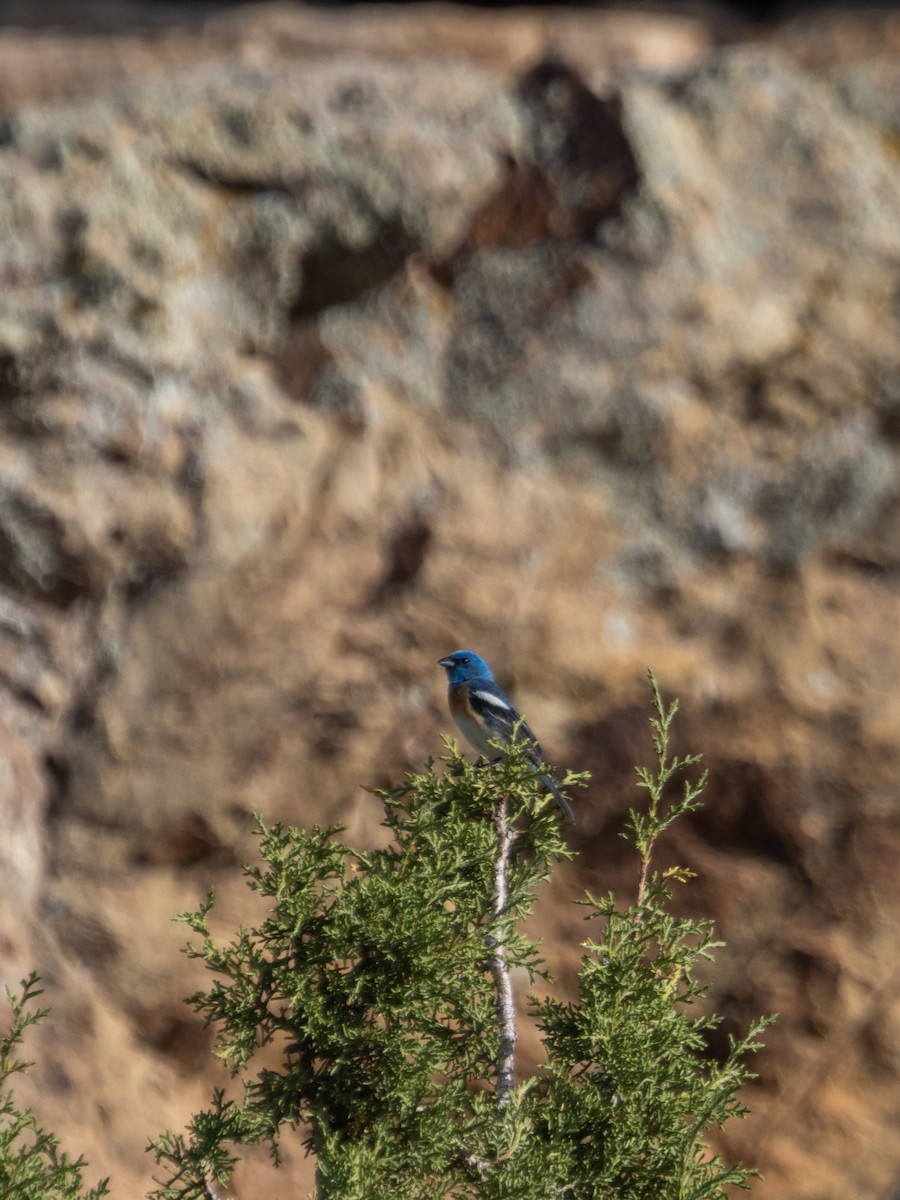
top-left (437, 650), bottom-right (574, 822)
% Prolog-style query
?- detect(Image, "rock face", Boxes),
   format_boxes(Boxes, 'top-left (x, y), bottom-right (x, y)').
top-left (0, 7), bottom-right (898, 1199)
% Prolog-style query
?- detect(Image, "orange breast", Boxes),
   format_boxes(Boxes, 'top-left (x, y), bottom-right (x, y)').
top-left (448, 683), bottom-right (475, 720)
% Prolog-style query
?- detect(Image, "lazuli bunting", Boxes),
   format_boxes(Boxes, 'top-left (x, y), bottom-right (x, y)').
top-left (438, 650), bottom-right (574, 822)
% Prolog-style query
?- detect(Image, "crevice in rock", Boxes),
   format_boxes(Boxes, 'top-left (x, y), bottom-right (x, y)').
top-left (460, 57), bottom-right (642, 260)
top-left (367, 516), bottom-right (433, 605)
top-left (289, 221), bottom-right (418, 319)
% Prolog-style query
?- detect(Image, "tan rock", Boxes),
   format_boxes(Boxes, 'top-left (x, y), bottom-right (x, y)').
top-left (0, 13), bottom-right (897, 1200)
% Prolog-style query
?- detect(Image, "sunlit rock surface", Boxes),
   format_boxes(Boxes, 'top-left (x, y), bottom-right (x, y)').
top-left (0, 7), bottom-right (898, 1198)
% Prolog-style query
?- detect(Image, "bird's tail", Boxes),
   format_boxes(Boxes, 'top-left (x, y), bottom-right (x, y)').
top-left (541, 774), bottom-right (575, 824)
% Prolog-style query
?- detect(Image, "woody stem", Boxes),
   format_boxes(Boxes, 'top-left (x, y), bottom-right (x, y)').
top-left (491, 794), bottom-right (518, 1109)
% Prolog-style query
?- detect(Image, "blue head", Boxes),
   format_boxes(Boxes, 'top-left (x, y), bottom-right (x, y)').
top-left (438, 650), bottom-right (494, 687)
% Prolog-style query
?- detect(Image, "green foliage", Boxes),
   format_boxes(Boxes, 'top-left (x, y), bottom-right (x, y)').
top-left (627, 672), bottom-right (708, 904)
top-left (534, 891), bottom-right (769, 1200)
top-left (150, 672), bottom-right (771, 1199)
top-left (0, 973), bottom-right (108, 1200)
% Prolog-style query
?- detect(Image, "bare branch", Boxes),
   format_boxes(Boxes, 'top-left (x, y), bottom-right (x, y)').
top-left (458, 1144), bottom-right (490, 1178)
top-left (202, 1171), bottom-right (224, 1200)
top-left (637, 854), bottom-right (651, 908)
top-left (491, 793), bottom-right (518, 1109)
top-left (203, 1183), bottom-right (223, 1200)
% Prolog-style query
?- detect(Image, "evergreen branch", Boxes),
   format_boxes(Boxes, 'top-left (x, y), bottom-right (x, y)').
top-left (146, 683), bottom-right (768, 1199)
top-left (0, 976), bottom-right (109, 1200)
top-left (632, 669), bottom-right (705, 907)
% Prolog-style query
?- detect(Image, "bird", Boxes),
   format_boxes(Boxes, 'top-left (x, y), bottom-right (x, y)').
top-left (437, 650), bottom-right (574, 822)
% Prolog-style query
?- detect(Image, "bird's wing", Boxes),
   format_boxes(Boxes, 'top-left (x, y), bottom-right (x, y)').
top-left (467, 681), bottom-right (541, 754)
top-left (464, 681), bottom-right (574, 821)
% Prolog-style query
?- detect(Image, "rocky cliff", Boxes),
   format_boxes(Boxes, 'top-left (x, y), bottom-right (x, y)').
top-left (0, 5), bottom-right (898, 1198)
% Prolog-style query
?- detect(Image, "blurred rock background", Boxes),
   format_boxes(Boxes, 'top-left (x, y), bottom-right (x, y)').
top-left (0, 2), bottom-right (898, 1197)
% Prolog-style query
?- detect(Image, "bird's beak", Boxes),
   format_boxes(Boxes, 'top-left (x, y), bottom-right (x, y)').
top-left (437, 656), bottom-right (453, 669)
